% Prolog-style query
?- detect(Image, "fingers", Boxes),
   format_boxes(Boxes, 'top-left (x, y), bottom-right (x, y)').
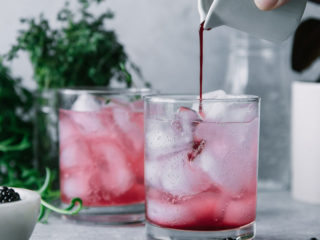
top-left (254, 0), bottom-right (290, 11)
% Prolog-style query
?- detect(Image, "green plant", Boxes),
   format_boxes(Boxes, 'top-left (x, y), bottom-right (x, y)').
top-left (6, 0), bottom-right (147, 90)
top-left (0, 61), bottom-right (82, 222)
top-left (291, 0), bottom-right (320, 81)
top-left (0, 59), bottom-right (38, 189)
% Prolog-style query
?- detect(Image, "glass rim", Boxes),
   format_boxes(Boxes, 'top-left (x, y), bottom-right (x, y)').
top-left (144, 94), bottom-right (260, 103)
top-left (58, 87), bottom-right (153, 95)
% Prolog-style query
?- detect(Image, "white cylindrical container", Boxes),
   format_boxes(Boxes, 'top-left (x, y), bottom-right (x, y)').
top-left (292, 81), bottom-right (320, 204)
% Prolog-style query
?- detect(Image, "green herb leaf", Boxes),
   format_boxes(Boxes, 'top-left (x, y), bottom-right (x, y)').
top-left (39, 198), bottom-right (83, 221)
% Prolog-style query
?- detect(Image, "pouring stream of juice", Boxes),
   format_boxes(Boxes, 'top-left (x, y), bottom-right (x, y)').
top-left (199, 21), bottom-right (205, 113)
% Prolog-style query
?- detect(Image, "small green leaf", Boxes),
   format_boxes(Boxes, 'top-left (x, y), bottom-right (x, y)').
top-left (37, 168), bottom-right (51, 195)
top-left (40, 198), bottom-right (83, 216)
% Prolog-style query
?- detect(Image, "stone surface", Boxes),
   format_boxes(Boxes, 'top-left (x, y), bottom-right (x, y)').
top-left (31, 191), bottom-right (320, 240)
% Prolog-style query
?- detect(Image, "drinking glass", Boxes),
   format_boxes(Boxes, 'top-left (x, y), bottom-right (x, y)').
top-left (58, 87), bottom-right (151, 224)
top-left (144, 94), bottom-right (260, 239)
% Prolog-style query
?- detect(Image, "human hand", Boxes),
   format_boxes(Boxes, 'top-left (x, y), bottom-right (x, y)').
top-left (254, 0), bottom-right (290, 10)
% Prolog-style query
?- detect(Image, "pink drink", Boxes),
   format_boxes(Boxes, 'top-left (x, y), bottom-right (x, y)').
top-left (59, 99), bottom-right (145, 207)
top-left (145, 97), bottom-right (259, 231)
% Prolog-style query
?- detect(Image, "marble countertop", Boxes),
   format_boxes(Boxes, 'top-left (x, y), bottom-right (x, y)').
top-left (31, 191), bottom-right (320, 240)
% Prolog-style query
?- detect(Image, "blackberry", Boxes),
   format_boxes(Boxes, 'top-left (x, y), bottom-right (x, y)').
top-left (0, 186), bottom-right (21, 203)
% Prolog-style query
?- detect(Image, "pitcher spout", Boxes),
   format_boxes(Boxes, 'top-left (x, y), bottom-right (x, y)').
top-left (198, 0), bottom-right (212, 22)
top-left (198, 0), bottom-right (222, 30)
top-left (203, 13), bottom-right (222, 30)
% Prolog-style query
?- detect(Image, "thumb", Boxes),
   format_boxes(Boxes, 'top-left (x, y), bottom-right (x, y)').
top-left (254, 0), bottom-right (290, 10)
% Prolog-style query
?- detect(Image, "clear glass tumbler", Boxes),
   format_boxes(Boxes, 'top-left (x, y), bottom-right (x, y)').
top-left (144, 94), bottom-right (260, 239)
top-left (58, 88), bottom-right (151, 224)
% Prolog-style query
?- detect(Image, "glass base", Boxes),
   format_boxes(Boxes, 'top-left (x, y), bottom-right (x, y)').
top-left (62, 203), bottom-right (145, 225)
top-left (146, 221), bottom-right (255, 240)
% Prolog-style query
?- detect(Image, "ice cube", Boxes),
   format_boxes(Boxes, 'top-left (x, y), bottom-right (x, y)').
top-left (146, 107), bottom-right (201, 155)
top-left (90, 140), bottom-right (134, 196)
top-left (147, 199), bottom-right (196, 226)
top-left (60, 169), bottom-right (94, 200)
top-left (192, 90), bottom-right (258, 122)
top-left (194, 145), bottom-right (256, 196)
top-left (194, 122), bottom-right (230, 159)
top-left (192, 90), bottom-right (227, 111)
top-left (195, 149), bottom-right (217, 175)
top-left (191, 109), bottom-right (259, 196)
top-left (173, 107), bottom-right (201, 138)
top-left (182, 190), bottom-right (228, 225)
top-left (72, 94), bottom-right (102, 112)
top-left (68, 94), bottom-right (109, 134)
top-left (193, 146), bottom-right (236, 193)
top-left (223, 102), bottom-right (258, 122)
top-left (147, 191), bottom-right (227, 227)
top-left (145, 159), bottom-right (162, 189)
top-left (145, 119), bottom-right (176, 152)
top-left (153, 149), bottom-right (212, 196)
top-left (192, 90), bottom-right (227, 121)
top-left (176, 107), bottom-right (201, 122)
top-left (204, 90), bottom-right (227, 99)
top-left (158, 151), bottom-right (189, 196)
top-left (60, 138), bottom-right (91, 169)
top-left (113, 107), bottom-right (130, 132)
top-left (59, 109), bottom-right (81, 143)
top-left (113, 107), bottom-right (144, 152)
top-left (193, 123), bottom-right (239, 194)
top-left (223, 196), bottom-right (256, 226)
top-left (71, 111), bottom-right (108, 135)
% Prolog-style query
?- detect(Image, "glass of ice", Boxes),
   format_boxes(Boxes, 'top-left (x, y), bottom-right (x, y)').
top-left (58, 88), bottom-right (151, 224)
top-left (144, 92), bottom-right (260, 240)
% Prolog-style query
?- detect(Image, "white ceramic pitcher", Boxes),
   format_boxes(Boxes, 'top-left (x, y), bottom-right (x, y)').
top-left (198, 0), bottom-right (307, 42)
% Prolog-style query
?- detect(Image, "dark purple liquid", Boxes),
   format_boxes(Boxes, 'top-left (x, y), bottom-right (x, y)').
top-left (199, 21), bottom-right (205, 113)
